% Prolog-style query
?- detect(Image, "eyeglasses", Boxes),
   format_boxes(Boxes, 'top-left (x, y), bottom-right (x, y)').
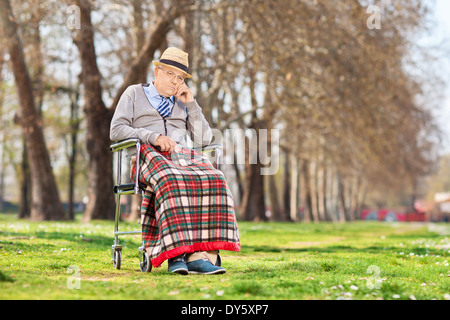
top-left (158, 67), bottom-right (185, 83)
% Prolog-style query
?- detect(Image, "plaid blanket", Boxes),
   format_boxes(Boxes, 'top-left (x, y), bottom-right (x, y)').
top-left (132, 144), bottom-right (240, 268)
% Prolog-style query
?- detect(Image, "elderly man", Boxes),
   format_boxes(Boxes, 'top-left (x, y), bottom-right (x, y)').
top-left (110, 47), bottom-right (240, 275)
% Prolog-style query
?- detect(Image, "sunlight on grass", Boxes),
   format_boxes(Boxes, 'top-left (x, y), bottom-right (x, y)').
top-left (0, 214), bottom-right (449, 300)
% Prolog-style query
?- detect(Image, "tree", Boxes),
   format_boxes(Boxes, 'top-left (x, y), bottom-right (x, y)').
top-left (187, 0), bottom-right (441, 221)
top-left (0, 0), bottom-right (65, 220)
top-left (72, 0), bottom-right (194, 221)
top-left (0, 0), bottom-right (443, 223)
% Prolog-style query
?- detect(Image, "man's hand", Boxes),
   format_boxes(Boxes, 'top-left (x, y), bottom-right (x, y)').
top-left (175, 83), bottom-right (194, 104)
top-left (155, 135), bottom-right (177, 153)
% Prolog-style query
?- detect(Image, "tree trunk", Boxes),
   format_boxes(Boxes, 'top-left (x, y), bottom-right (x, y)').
top-left (17, 139), bottom-right (31, 219)
top-left (240, 154), bottom-right (266, 221)
top-left (239, 69), bottom-right (266, 221)
top-left (73, 0), bottom-right (115, 221)
top-left (0, 49), bottom-right (3, 212)
top-left (73, 0), bottom-right (186, 221)
top-left (67, 86), bottom-right (80, 220)
top-left (239, 130), bottom-right (266, 221)
top-left (337, 172), bottom-right (347, 223)
top-left (290, 154), bottom-right (299, 222)
top-left (310, 161), bottom-right (320, 222)
top-left (267, 174), bottom-right (282, 221)
top-left (0, 0), bottom-right (65, 220)
top-left (232, 154), bottom-right (244, 204)
top-left (348, 176), bottom-right (360, 221)
top-left (328, 166), bottom-right (338, 222)
top-left (282, 150), bottom-right (295, 221)
top-left (302, 160), bottom-right (313, 223)
top-left (322, 164), bottom-right (332, 221)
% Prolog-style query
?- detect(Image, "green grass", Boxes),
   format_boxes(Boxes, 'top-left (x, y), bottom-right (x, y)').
top-left (0, 214), bottom-right (449, 300)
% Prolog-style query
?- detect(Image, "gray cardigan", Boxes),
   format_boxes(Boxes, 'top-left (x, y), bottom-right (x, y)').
top-left (110, 84), bottom-right (212, 148)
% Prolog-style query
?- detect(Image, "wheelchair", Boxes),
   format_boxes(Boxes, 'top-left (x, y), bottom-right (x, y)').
top-left (109, 138), bottom-right (222, 272)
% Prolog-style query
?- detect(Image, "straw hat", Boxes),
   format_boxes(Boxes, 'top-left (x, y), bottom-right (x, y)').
top-left (152, 47), bottom-right (192, 78)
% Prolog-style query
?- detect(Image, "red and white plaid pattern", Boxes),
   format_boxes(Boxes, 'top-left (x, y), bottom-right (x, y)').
top-left (132, 144), bottom-right (240, 267)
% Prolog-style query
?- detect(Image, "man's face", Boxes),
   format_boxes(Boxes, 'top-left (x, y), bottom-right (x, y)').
top-left (154, 65), bottom-right (186, 97)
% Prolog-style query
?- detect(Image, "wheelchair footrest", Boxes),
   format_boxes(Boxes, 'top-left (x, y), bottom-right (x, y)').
top-left (113, 182), bottom-right (146, 194)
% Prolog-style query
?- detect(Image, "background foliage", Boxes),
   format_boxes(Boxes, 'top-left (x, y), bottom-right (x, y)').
top-left (0, 0), bottom-right (449, 222)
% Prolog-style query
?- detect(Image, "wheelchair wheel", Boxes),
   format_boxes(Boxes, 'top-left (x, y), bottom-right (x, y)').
top-left (140, 251), bottom-right (152, 272)
top-left (113, 249), bottom-right (122, 270)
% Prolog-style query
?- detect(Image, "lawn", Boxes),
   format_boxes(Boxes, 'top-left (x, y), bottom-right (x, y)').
top-left (0, 214), bottom-right (449, 300)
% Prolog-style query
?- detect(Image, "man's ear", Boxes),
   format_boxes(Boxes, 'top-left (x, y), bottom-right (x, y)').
top-left (154, 67), bottom-right (161, 87)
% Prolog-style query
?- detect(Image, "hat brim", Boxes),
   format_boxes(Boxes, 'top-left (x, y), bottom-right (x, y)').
top-left (153, 61), bottom-right (192, 78)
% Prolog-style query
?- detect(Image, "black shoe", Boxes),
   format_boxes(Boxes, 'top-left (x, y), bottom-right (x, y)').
top-left (168, 254), bottom-right (188, 275)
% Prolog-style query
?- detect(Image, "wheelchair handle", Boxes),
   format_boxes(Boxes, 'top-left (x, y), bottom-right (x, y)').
top-left (110, 138), bottom-right (140, 152)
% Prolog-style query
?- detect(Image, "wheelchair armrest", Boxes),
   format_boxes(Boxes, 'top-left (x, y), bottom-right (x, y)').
top-left (193, 144), bottom-right (222, 154)
top-left (110, 139), bottom-right (221, 155)
top-left (110, 138), bottom-right (140, 152)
